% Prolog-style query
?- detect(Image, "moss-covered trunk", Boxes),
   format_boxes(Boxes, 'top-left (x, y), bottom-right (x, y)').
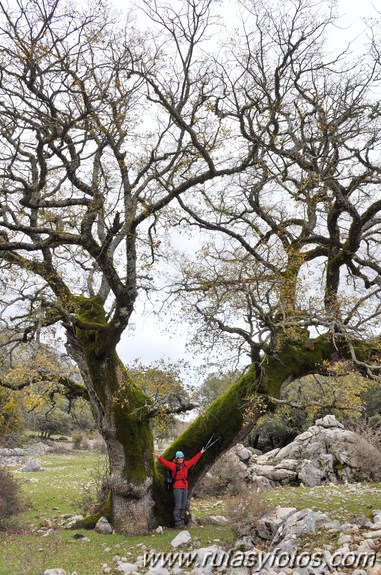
top-left (72, 297), bottom-right (156, 534)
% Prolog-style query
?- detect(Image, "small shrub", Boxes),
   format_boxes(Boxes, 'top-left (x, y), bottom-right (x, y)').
top-left (71, 432), bottom-right (83, 450)
top-left (225, 490), bottom-right (275, 537)
top-left (0, 466), bottom-right (24, 530)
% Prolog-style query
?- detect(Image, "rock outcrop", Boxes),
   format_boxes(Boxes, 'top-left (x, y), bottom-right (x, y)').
top-left (199, 415), bottom-right (381, 492)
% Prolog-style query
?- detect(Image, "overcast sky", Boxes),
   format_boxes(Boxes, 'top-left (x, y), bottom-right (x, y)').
top-left (116, 0), bottom-right (379, 369)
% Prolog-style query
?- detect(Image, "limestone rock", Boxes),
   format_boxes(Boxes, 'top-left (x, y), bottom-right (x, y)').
top-left (145, 569), bottom-right (170, 575)
top-left (255, 506), bottom-right (297, 541)
top-left (235, 444), bottom-right (253, 462)
top-left (171, 530), bottom-right (192, 548)
top-left (116, 563), bottom-right (140, 574)
top-left (315, 415), bottom-right (344, 428)
top-left (226, 416), bottom-right (380, 491)
top-left (20, 458), bottom-right (43, 472)
top-left (95, 516), bottom-right (113, 534)
top-left (209, 515), bottom-right (229, 525)
top-left (61, 515), bottom-right (84, 529)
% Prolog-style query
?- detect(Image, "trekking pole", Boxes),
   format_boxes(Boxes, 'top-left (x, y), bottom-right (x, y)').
top-left (203, 434), bottom-right (215, 450)
top-left (203, 434), bottom-right (221, 451)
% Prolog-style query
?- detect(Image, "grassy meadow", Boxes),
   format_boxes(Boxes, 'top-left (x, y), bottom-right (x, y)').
top-left (1, 451), bottom-right (381, 575)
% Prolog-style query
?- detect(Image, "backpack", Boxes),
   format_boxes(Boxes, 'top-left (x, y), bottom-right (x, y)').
top-left (165, 462), bottom-right (187, 490)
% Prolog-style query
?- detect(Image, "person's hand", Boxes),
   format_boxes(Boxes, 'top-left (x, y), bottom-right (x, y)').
top-left (201, 447), bottom-right (206, 454)
top-left (153, 452), bottom-right (161, 458)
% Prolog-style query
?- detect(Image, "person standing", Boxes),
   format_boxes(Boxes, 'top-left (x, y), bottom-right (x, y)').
top-left (154, 447), bottom-right (205, 528)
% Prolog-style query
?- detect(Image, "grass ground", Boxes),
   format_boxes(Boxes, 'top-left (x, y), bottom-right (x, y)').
top-left (0, 452), bottom-right (234, 575)
top-left (1, 451), bottom-right (381, 575)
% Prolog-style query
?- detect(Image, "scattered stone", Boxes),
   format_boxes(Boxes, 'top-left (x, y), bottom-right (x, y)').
top-left (43, 570), bottom-right (67, 575)
top-left (155, 526), bottom-right (164, 534)
top-left (95, 516), bottom-right (113, 535)
top-left (208, 515), bottom-right (228, 526)
top-left (171, 530), bottom-right (192, 548)
top-left (0, 447), bottom-right (26, 457)
top-left (255, 507), bottom-right (297, 540)
top-left (20, 458), bottom-right (43, 472)
top-left (363, 529), bottom-right (381, 538)
top-left (61, 515), bottom-right (84, 529)
top-left (145, 569), bottom-right (169, 575)
top-left (116, 562), bottom-right (140, 574)
top-left (25, 442), bottom-right (52, 456)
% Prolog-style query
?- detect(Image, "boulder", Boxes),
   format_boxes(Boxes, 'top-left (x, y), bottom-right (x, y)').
top-left (255, 507), bottom-right (297, 540)
top-left (235, 444), bottom-right (253, 462)
top-left (271, 508), bottom-right (340, 550)
top-left (197, 415), bottom-right (381, 494)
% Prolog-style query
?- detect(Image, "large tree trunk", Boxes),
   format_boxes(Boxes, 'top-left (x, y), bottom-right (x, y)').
top-left (68, 297), bottom-right (156, 534)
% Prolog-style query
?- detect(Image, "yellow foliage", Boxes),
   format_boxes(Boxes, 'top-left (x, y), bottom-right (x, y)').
top-left (0, 387), bottom-right (23, 436)
top-left (284, 370), bottom-right (373, 421)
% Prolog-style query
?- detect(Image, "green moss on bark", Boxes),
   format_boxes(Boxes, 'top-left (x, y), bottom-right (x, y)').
top-left (113, 357), bottom-right (154, 483)
top-left (75, 296), bottom-right (154, 484)
top-left (261, 334), bottom-right (333, 397)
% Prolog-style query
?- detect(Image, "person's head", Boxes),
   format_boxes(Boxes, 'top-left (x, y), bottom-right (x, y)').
top-left (175, 450), bottom-right (184, 461)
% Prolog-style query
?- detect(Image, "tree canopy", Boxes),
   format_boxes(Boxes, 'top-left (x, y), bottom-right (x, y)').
top-left (171, 0), bottom-right (381, 377)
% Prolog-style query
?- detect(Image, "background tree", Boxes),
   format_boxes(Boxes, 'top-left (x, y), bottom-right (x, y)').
top-left (0, 387), bottom-right (23, 446)
top-left (195, 370), bottom-right (241, 412)
top-left (127, 359), bottom-right (194, 443)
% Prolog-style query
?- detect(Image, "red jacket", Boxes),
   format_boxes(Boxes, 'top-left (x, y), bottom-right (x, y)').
top-left (158, 452), bottom-right (203, 489)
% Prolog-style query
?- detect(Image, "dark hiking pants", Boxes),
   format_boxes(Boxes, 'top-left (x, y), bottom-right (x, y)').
top-left (173, 488), bottom-right (188, 526)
